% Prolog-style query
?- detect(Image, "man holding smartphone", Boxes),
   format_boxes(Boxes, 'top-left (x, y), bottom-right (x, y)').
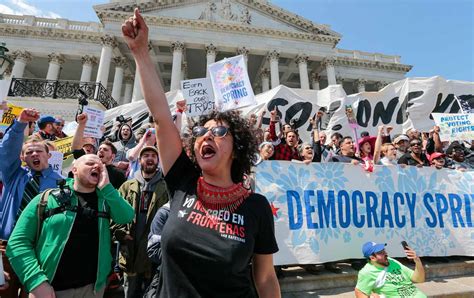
top-left (355, 241), bottom-right (426, 298)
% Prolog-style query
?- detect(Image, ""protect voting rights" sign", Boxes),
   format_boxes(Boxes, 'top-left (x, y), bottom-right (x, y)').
top-left (431, 113), bottom-right (474, 142)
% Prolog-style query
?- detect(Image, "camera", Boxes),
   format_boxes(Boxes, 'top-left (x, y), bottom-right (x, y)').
top-left (116, 115), bottom-right (126, 123)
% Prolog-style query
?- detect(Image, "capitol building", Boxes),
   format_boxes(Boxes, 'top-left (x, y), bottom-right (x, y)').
top-left (0, 0), bottom-right (412, 119)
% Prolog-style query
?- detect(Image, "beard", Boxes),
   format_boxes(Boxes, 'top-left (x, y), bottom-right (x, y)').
top-left (142, 163), bottom-right (157, 174)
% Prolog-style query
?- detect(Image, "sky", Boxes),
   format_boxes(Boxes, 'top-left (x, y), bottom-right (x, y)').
top-left (0, 0), bottom-right (473, 81)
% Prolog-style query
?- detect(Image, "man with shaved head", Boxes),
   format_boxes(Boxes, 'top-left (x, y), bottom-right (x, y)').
top-left (6, 154), bottom-right (134, 297)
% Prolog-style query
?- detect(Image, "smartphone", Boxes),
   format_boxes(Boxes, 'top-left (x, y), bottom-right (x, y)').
top-left (401, 241), bottom-right (409, 250)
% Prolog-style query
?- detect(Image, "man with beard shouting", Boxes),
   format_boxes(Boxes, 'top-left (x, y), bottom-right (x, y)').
top-left (112, 146), bottom-right (169, 298)
top-left (355, 241), bottom-right (426, 298)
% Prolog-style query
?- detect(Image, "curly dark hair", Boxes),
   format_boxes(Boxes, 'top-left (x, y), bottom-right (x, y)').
top-left (186, 110), bottom-right (258, 183)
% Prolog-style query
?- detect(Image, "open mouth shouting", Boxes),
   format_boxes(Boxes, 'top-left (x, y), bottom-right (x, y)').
top-left (90, 168), bottom-right (100, 181)
top-left (200, 144), bottom-right (216, 160)
top-left (32, 158), bottom-right (41, 167)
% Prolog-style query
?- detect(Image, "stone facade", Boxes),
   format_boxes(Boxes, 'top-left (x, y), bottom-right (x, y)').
top-left (0, 0), bottom-right (412, 108)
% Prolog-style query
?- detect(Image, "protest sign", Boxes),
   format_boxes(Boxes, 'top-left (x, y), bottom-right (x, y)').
top-left (49, 151), bottom-right (64, 175)
top-left (0, 79), bottom-right (11, 123)
top-left (255, 161), bottom-right (474, 265)
top-left (53, 136), bottom-right (73, 156)
top-left (181, 78), bottom-right (215, 117)
top-left (104, 77), bottom-right (474, 144)
top-left (431, 113), bottom-right (474, 142)
top-left (209, 55), bottom-right (256, 111)
top-left (0, 103), bottom-right (23, 133)
top-left (83, 106), bottom-right (105, 138)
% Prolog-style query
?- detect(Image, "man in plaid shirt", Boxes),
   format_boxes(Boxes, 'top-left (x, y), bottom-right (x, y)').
top-left (268, 109), bottom-right (301, 161)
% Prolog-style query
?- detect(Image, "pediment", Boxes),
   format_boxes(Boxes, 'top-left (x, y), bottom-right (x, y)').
top-left (95, 0), bottom-right (341, 39)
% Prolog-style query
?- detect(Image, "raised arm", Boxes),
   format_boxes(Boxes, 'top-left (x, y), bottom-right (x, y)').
top-left (373, 125), bottom-right (384, 164)
top-left (122, 9), bottom-right (182, 175)
top-left (72, 113), bottom-right (87, 151)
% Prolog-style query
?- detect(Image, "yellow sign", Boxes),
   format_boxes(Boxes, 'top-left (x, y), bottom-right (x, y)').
top-left (0, 103), bottom-right (23, 128)
top-left (53, 136), bottom-right (73, 156)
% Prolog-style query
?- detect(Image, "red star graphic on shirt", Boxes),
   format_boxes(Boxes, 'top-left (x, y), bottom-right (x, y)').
top-left (270, 202), bottom-right (279, 218)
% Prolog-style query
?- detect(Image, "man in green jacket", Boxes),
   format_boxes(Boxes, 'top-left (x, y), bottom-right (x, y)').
top-left (112, 146), bottom-right (169, 298)
top-left (6, 154), bottom-right (134, 297)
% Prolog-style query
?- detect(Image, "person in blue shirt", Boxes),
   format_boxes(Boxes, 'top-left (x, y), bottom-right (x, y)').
top-left (0, 108), bottom-right (63, 297)
top-left (0, 108), bottom-right (64, 239)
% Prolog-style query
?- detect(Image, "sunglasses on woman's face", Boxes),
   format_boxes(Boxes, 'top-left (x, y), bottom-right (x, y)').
top-left (192, 126), bottom-right (229, 138)
top-left (410, 142), bottom-right (421, 147)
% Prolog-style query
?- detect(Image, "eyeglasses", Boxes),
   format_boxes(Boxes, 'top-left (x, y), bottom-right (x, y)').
top-left (192, 126), bottom-right (229, 138)
top-left (410, 142), bottom-right (421, 147)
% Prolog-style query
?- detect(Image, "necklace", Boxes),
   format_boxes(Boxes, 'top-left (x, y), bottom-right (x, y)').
top-left (197, 177), bottom-right (251, 215)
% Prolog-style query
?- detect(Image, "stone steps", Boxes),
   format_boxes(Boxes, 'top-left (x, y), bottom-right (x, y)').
top-left (279, 257), bottom-right (474, 297)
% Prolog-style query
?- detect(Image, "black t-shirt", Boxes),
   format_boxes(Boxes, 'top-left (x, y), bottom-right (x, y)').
top-left (397, 152), bottom-right (430, 167)
top-left (52, 191), bottom-right (99, 290)
top-left (70, 149), bottom-right (126, 189)
top-left (158, 151), bottom-right (278, 298)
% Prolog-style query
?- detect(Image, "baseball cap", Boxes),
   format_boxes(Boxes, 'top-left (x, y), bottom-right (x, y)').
top-left (393, 134), bottom-right (409, 144)
top-left (38, 115), bottom-right (57, 125)
top-left (362, 241), bottom-right (386, 258)
top-left (139, 146), bottom-right (159, 158)
top-left (429, 152), bottom-right (446, 163)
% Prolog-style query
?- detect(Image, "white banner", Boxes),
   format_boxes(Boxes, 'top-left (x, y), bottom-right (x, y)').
top-left (209, 55), bottom-right (256, 111)
top-left (181, 78), bottom-right (215, 117)
top-left (104, 77), bottom-right (474, 144)
top-left (255, 161), bottom-right (474, 265)
top-left (431, 113), bottom-right (474, 142)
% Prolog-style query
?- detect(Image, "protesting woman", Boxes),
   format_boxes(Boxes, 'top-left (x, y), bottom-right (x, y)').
top-left (122, 9), bottom-right (280, 298)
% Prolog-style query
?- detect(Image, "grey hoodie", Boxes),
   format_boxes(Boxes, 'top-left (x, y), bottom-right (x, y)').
top-left (113, 123), bottom-right (137, 163)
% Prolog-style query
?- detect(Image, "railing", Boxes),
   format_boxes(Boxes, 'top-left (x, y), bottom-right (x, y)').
top-left (8, 78), bottom-right (118, 109)
top-left (335, 49), bottom-right (401, 64)
top-left (0, 13), bottom-right (102, 32)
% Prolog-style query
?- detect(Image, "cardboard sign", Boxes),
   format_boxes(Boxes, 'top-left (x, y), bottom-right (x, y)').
top-left (209, 55), bottom-right (256, 111)
top-left (431, 113), bottom-right (474, 142)
top-left (83, 106), bottom-right (105, 138)
top-left (48, 151), bottom-right (64, 175)
top-left (0, 102), bottom-right (23, 133)
top-left (181, 78), bottom-right (215, 117)
top-left (53, 136), bottom-right (73, 157)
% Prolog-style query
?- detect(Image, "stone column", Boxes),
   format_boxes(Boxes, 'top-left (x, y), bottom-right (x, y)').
top-left (336, 76), bottom-right (344, 85)
top-left (132, 69), bottom-right (142, 102)
top-left (205, 44), bottom-right (217, 77)
top-left (375, 81), bottom-right (388, 91)
top-left (123, 75), bottom-right (133, 104)
top-left (46, 53), bottom-right (65, 80)
top-left (96, 35), bottom-right (117, 88)
top-left (181, 61), bottom-right (187, 82)
top-left (296, 54), bottom-right (310, 89)
top-left (170, 41), bottom-right (184, 92)
top-left (310, 72), bottom-right (320, 90)
top-left (11, 50), bottom-right (32, 78)
top-left (261, 68), bottom-right (270, 92)
top-left (111, 56), bottom-right (127, 102)
top-left (356, 79), bottom-right (367, 93)
top-left (267, 50), bottom-right (280, 89)
top-left (236, 47), bottom-right (249, 67)
top-left (323, 58), bottom-right (337, 86)
top-left (80, 55), bottom-right (97, 82)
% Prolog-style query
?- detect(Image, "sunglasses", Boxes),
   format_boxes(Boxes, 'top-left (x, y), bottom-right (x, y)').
top-left (192, 126), bottom-right (229, 138)
top-left (410, 142), bottom-right (421, 147)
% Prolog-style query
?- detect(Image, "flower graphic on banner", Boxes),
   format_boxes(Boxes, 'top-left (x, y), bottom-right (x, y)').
top-left (215, 61), bottom-right (244, 89)
top-left (315, 163), bottom-right (348, 191)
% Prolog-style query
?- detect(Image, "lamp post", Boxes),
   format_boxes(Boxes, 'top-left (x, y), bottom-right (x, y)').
top-left (0, 42), bottom-right (14, 80)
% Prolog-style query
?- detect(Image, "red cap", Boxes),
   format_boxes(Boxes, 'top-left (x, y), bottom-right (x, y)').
top-left (429, 152), bottom-right (446, 164)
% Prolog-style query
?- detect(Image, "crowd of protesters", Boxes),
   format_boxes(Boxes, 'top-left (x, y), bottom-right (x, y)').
top-left (0, 9), bottom-right (473, 298)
